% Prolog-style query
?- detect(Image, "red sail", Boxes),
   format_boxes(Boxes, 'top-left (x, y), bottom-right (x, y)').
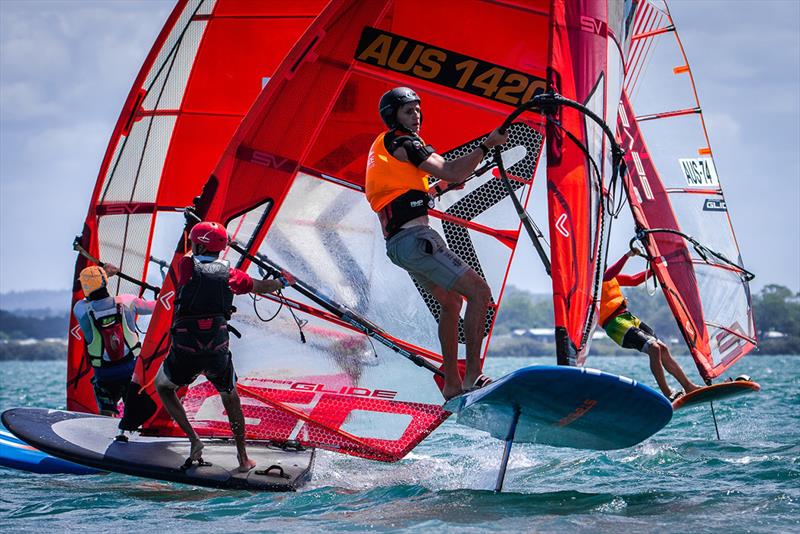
top-left (546, 0), bottom-right (636, 364)
top-left (618, 1), bottom-right (756, 380)
top-left (138, 0), bottom-right (553, 461)
top-left (67, 0), bottom-right (322, 413)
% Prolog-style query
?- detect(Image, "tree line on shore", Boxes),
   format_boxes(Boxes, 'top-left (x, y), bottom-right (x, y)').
top-left (489, 283), bottom-right (799, 357)
top-left (0, 284), bottom-right (797, 360)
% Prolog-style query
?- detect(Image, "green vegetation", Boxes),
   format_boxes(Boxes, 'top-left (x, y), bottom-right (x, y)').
top-left (0, 309), bottom-right (70, 361)
top-left (489, 284), bottom-right (800, 357)
top-left (0, 284), bottom-right (796, 361)
top-left (0, 340), bottom-right (67, 361)
top-left (0, 310), bottom-right (69, 341)
top-left (752, 285), bottom-right (800, 354)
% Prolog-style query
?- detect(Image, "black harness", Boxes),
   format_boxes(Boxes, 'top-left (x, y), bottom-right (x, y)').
top-left (174, 257), bottom-right (235, 321)
top-left (379, 129), bottom-right (436, 239)
top-left (379, 189), bottom-right (434, 239)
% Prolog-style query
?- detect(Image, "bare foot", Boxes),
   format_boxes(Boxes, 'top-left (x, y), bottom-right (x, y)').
top-left (685, 383), bottom-right (701, 394)
top-left (442, 385), bottom-right (463, 401)
top-left (462, 375), bottom-right (480, 390)
top-left (190, 439), bottom-right (205, 461)
top-left (237, 455), bottom-right (256, 473)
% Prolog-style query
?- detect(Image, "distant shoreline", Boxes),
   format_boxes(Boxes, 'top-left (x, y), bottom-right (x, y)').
top-left (0, 339), bottom-right (795, 362)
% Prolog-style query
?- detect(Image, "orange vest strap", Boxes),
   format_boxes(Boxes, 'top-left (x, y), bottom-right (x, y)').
top-left (599, 277), bottom-right (627, 326)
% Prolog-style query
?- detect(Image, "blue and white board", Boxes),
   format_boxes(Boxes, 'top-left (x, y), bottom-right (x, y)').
top-left (444, 365), bottom-right (672, 450)
top-left (2, 408), bottom-right (314, 491)
top-left (0, 423), bottom-right (100, 475)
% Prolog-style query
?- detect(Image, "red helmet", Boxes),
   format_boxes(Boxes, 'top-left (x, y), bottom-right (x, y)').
top-left (189, 221), bottom-right (228, 252)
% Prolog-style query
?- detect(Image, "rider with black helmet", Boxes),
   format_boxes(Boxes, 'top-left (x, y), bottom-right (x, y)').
top-left (365, 87), bottom-right (507, 401)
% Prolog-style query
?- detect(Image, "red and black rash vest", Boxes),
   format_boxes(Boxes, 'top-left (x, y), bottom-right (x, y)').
top-left (365, 129), bottom-right (434, 238)
top-left (175, 256), bottom-right (235, 320)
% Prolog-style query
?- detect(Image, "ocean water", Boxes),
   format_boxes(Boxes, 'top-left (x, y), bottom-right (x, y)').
top-left (0, 356), bottom-right (797, 533)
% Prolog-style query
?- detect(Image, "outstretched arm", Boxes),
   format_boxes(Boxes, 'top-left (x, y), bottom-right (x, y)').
top-left (616, 270), bottom-right (653, 287)
top-left (604, 251), bottom-right (635, 281)
top-left (116, 294), bottom-right (156, 315)
top-left (251, 271), bottom-right (295, 295)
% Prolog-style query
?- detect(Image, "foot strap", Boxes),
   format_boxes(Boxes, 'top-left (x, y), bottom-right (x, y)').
top-left (464, 373), bottom-right (493, 393)
top-left (255, 465), bottom-right (291, 479)
top-left (668, 389), bottom-right (685, 402)
top-left (180, 456), bottom-right (212, 471)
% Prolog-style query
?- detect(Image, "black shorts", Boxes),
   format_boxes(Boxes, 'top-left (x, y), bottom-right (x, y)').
top-left (92, 376), bottom-right (129, 415)
top-left (621, 320), bottom-right (658, 353)
top-left (163, 316), bottom-right (236, 393)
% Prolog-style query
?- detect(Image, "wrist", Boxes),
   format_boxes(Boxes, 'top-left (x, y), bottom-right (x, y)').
top-left (478, 142), bottom-right (490, 157)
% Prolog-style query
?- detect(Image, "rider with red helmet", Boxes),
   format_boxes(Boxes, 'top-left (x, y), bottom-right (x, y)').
top-left (155, 220), bottom-right (293, 472)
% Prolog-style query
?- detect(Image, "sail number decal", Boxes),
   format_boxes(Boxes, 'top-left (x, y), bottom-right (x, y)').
top-left (355, 27), bottom-right (546, 108)
top-left (679, 157), bottom-right (719, 187)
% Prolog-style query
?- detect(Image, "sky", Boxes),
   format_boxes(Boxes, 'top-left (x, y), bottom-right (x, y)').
top-left (0, 0), bottom-right (798, 296)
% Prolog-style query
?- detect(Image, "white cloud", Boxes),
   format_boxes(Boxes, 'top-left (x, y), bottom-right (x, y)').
top-left (0, 1), bottom-right (170, 292)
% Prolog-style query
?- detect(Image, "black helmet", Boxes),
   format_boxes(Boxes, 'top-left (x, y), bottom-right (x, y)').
top-left (378, 87), bottom-right (420, 129)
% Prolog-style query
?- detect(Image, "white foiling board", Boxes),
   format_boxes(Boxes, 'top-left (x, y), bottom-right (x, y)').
top-left (2, 408), bottom-right (314, 491)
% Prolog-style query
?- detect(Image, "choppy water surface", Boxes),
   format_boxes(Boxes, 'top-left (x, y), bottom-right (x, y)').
top-left (1, 356), bottom-right (797, 533)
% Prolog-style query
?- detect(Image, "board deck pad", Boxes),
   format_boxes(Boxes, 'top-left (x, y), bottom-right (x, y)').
top-left (444, 366), bottom-right (672, 450)
top-left (2, 408), bottom-right (314, 491)
top-left (0, 424), bottom-right (100, 475)
top-left (673, 380), bottom-right (760, 410)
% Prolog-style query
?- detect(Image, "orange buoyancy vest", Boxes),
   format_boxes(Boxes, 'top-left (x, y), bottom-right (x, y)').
top-left (599, 277), bottom-right (627, 327)
top-left (365, 132), bottom-right (430, 212)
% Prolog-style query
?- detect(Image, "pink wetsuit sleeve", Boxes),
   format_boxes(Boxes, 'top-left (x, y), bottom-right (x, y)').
top-left (116, 294), bottom-right (156, 315)
top-left (616, 270), bottom-right (650, 287)
top-left (603, 254), bottom-right (630, 281)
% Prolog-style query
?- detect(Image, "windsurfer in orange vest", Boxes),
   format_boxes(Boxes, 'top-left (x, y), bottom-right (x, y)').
top-left (601, 250), bottom-right (700, 400)
top-left (365, 87), bottom-right (508, 401)
top-left (154, 221), bottom-right (294, 472)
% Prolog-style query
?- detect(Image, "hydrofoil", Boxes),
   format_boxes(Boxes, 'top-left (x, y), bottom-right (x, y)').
top-left (444, 365), bottom-right (672, 491)
top-left (672, 376), bottom-right (760, 439)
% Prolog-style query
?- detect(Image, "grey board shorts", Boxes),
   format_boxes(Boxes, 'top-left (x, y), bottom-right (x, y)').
top-left (386, 226), bottom-right (470, 290)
